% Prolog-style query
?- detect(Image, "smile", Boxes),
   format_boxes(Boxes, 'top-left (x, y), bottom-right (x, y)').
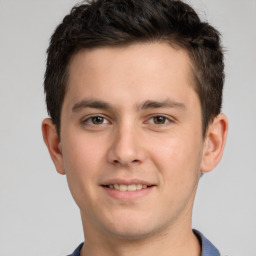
top-left (101, 182), bottom-right (155, 200)
top-left (106, 184), bottom-right (148, 191)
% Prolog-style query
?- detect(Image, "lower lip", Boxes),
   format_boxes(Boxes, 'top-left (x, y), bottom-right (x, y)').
top-left (101, 186), bottom-right (154, 201)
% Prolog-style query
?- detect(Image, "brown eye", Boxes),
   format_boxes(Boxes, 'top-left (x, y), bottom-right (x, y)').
top-left (91, 116), bottom-right (104, 124)
top-left (153, 116), bottom-right (167, 124)
top-left (81, 115), bottom-right (111, 129)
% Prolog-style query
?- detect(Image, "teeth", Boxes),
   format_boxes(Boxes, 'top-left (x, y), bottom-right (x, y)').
top-left (120, 184), bottom-right (127, 191)
top-left (136, 184), bottom-right (142, 190)
top-left (128, 184), bottom-right (136, 191)
top-left (107, 184), bottom-right (148, 191)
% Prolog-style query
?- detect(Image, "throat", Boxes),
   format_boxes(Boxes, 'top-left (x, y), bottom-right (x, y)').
top-left (80, 228), bottom-right (201, 256)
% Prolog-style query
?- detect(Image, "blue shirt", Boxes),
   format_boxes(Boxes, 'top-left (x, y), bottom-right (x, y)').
top-left (67, 230), bottom-right (220, 256)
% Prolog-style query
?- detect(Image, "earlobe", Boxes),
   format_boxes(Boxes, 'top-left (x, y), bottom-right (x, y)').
top-left (42, 118), bottom-right (65, 175)
top-left (200, 113), bottom-right (228, 173)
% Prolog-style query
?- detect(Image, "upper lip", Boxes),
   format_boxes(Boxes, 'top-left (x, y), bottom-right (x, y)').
top-left (101, 178), bottom-right (155, 186)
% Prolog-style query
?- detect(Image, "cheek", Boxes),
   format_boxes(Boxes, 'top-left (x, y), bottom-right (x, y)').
top-left (62, 132), bottom-right (105, 173)
top-left (60, 133), bottom-right (105, 204)
top-left (149, 134), bottom-right (203, 181)
top-left (150, 135), bottom-right (202, 210)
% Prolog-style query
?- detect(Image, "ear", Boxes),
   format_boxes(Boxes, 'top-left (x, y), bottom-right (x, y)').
top-left (200, 113), bottom-right (228, 173)
top-left (42, 118), bottom-right (65, 175)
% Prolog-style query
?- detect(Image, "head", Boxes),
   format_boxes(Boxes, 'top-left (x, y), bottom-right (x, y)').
top-left (44, 0), bottom-right (224, 138)
top-left (42, 0), bottom-right (228, 246)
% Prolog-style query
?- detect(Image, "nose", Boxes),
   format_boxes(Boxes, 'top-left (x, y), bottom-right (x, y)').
top-left (106, 123), bottom-right (146, 167)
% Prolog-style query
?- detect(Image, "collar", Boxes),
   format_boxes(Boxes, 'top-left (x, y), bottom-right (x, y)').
top-left (68, 230), bottom-right (220, 256)
top-left (193, 229), bottom-right (220, 256)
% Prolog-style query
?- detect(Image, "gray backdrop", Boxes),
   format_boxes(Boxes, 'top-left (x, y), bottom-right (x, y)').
top-left (0, 0), bottom-right (255, 255)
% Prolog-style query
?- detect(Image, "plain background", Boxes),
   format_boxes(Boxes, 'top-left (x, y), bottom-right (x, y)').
top-left (0, 0), bottom-right (255, 255)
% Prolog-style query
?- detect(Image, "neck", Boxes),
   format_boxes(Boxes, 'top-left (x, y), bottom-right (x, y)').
top-left (80, 216), bottom-right (201, 256)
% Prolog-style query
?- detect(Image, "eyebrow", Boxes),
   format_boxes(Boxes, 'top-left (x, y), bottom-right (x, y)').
top-left (72, 98), bottom-right (186, 112)
top-left (72, 99), bottom-right (112, 112)
top-left (139, 99), bottom-right (186, 110)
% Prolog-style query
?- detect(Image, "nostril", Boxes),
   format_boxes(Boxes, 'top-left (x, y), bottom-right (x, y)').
top-left (112, 158), bottom-right (140, 166)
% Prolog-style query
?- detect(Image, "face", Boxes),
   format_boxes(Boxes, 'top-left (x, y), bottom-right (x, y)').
top-left (46, 43), bottom-right (211, 239)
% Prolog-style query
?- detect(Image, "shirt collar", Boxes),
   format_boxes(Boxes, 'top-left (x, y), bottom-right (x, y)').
top-left (193, 229), bottom-right (220, 256)
top-left (69, 230), bottom-right (220, 256)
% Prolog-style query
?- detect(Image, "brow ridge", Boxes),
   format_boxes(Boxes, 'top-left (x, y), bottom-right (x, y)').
top-left (72, 99), bottom-right (111, 112)
top-left (139, 99), bottom-right (185, 110)
top-left (72, 98), bottom-right (185, 112)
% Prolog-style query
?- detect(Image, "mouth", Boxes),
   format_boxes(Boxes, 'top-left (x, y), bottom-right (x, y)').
top-left (103, 184), bottom-right (152, 191)
top-left (101, 180), bottom-right (155, 200)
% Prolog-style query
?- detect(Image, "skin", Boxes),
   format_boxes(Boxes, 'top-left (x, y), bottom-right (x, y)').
top-left (42, 42), bottom-right (228, 256)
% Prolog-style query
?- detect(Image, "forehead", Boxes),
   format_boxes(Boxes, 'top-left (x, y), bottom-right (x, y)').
top-left (64, 42), bottom-right (198, 109)
top-left (68, 42), bottom-right (193, 78)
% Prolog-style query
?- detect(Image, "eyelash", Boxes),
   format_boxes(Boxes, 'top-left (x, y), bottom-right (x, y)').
top-left (146, 115), bottom-right (173, 125)
top-left (81, 114), bottom-right (173, 126)
top-left (82, 115), bottom-right (110, 125)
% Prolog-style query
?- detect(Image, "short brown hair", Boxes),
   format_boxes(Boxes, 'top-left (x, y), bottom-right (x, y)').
top-left (44, 0), bottom-right (224, 137)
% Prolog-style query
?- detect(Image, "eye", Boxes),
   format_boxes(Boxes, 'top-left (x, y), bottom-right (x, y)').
top-left (152, 116), bottom-right (167, 124)
top-left (83, 115), bottom-right (110, 125)
top-left (147, 115), bottom-right (172, 125)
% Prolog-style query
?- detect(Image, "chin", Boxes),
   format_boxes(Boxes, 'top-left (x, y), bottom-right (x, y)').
top-left (106, 227), bottom-right (155, 240)
top-left (100, 217), bottom-right (167, 241)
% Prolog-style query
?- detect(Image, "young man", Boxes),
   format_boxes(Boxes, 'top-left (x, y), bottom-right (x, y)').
top-left (42, 0), bottom-right (228, 255)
